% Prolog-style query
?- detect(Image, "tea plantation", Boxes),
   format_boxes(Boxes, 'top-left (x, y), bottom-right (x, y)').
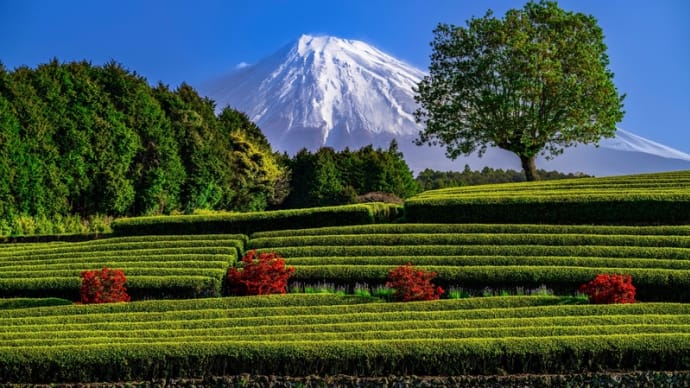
top-left (1, 170), bottom-right (690, 385)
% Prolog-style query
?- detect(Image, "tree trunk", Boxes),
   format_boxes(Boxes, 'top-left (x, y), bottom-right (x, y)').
top-left (520, 155), bottom-right (540, 181)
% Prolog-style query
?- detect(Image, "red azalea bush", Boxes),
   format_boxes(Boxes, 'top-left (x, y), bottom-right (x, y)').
top-left (386, 263), bottom-right (444, 302)
top-left (227, 250), bottom-right (295, 296)
top-left (579, 273), bottom-right (636, 304)
top-left (80, 267), bottom-right (130, 304)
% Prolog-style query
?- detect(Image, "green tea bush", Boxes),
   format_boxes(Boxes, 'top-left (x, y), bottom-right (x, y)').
top-left (1, 296), bottom-right (690, 382)
top-left (404, 171), bottom-right (690, 224)
top-left (112, 203), bottom-right (403, 236)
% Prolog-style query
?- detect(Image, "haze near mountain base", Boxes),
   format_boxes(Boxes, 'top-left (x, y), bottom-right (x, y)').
top-left (203, 34), bottom-right (690, 177)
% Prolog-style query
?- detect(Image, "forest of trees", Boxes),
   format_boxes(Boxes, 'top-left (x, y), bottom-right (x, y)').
top-left (416, 165), bottom-right (590, 191)
top-left (0, 59), bottom-right (420, 233)
top-left (281, 141), bottom-right (420, 208)
top-left (0, 59), bottom-right (285, 223)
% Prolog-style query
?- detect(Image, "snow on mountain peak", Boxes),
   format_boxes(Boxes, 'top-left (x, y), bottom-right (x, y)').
top-left (205, 34), bottom-right (426, 153)
top-left (296, 34), bottom-right (341, 56)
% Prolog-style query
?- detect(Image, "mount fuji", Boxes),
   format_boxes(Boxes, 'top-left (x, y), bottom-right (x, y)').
top-left (203, 34), bottom-right (690, 176)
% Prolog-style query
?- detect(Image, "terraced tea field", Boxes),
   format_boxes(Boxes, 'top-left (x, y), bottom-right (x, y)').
top-left (2, 294), bottom-right (690, 382)
top-left (405, 170), bottom-right (690, 224)
top-left (2, 170), bottom-right (690, 384)
top-left (250, 223), bottom-right (690, 300)
top-left (0, 234), bottom-right (246, 299)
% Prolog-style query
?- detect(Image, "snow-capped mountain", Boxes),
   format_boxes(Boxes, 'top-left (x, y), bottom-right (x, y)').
top-left (203, 34), bottom-right (690, 176)
top-left (205, 34), bottom-right (424, 153)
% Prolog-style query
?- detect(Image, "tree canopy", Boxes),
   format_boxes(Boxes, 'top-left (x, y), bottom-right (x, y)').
top-left (414, 0), bottom-right (625, 181)
top-left (282, 141), bottom-right (420, 209)
top-left (0, 59), bottom-right (287, 226)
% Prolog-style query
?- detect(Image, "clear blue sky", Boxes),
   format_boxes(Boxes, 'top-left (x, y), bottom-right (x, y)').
top-left (1, 0), bottom-right (689, 153)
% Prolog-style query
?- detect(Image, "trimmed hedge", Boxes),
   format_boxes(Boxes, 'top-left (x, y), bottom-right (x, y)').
top-left (2, 295), bottom-right (690, 382)
top-left (283, 255), bottom-right (690, 270)
top-left (248, 233), bottom-right (690, 249)
top-left (0, 233), bottom-right (103, 244)
top-left (251, 223), bottom-right (690, 238)
top-left (111, 203), bottom-right (403, 236)
top-left (405, 198), bottom-right (690, 224)
top-left (0, 275), bottom-right (224, 300)
top-left (404, 170), bottom-right (690, 224)
top-left (3, 335), bottom-right (690, 382)
top-left (0, 298), bottom-right (73, 310)
top-left (249, 221), bottom-right (690, 300)
top-left (257, 244), bottom-right (690, 260)
top-left (0, 234), bottom-right (247, 300)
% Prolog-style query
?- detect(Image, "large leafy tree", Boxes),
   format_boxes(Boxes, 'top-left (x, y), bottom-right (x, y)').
top-left (414, 1), bottom-right (625, 181)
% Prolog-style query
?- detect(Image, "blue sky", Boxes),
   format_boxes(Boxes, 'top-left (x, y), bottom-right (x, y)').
top-left (1, 0), bottom-right (689, 153)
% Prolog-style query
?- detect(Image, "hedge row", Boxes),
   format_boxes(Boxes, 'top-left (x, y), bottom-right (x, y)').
top-left (0, 293), bottom-right (375, 317)
top-left (258, 244), bottom-right (690, 260)
top-left (8, 325), bottom-right (690, 348)
top-left (0, 235), bottom-right (247, 300)
top-left (0, 234), bottom-right (248, 254)
top-left (7, 298), bottom-right (687, 335)
top-left (410, 170), bottom-right (690, 197)
top-left (284, 255), bottom-right (690, 270)
top-left (1, 295), bottom-right (690, 382)
top-left (404, 170), bottom-right (690, 224)
top-left (0, 248), bottom-right (238, 262)
top-left (251, 223), bottom-right (690, 238)
top-left (0, 296), bottom-right (582, 324)
top-left (250, 221), bottom-right (690, 300)
top-left (405, 198), bottom-right (690, 224)
top-left (0, 256), bottom-right (233, 268)
top-left (8, 318), bottom-right (690, 343)
top-left (0, 276), bottom-right (223, 300)
top-left (0, 233), bottom-right (102, 244)
top-left (6, 305), bottom-right (688, 335)
top-left (0, 298), bottom-right (73, 310)
top-left (0, 239), bottom-right (245, 257)
top-left (111, 203), bottom-right (403, 236)
top-left (248, 233), bottom-right (690, 249)
top-left (5, 335), bottom-right (690, 382)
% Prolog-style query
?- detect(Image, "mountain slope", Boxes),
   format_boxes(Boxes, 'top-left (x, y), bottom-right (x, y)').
top-left (203, 34), bottom-right (690, 176)
top-left (205, 34), bottom-right (424, 153)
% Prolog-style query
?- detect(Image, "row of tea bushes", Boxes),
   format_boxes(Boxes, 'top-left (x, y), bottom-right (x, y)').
top-left (404, 170), bottom-right (690, 224)
top-left (252, 223), bottom-right (690, 237)
top-left (111, 203), bottom-right (403, 236)
top-left (1, 294), bottom-right (689, 382)
top-left (0, 234), bottom-right (247, 300)
top-left (249, 224), bottom-right (690, 300)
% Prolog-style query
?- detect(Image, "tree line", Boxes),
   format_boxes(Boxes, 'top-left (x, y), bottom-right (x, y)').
top-left (415, 165), bottom-right (590, 191)
top-left (0, 59), bottom-right (419, 232)
top-left (0, 59), bottom-right (284, 224)
top-left (281, 141), bottom-right (420, 208)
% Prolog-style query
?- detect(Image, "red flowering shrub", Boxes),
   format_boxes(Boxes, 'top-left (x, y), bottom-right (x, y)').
top-left (80, 267), bottom-right (130, 304)
top-left (386, 263), bottom-right (444, 302)
top-left (227, 250), bottom-right (295, 296)
top-left (579, 273), bottom-right (636, 304)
